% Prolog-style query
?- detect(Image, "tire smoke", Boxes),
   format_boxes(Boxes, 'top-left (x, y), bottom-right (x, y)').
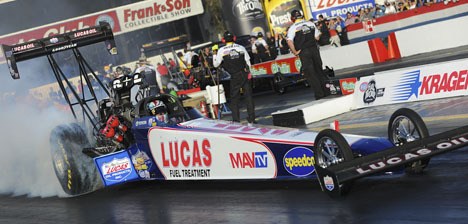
top-left (0, 103), bottom-right (74, 197)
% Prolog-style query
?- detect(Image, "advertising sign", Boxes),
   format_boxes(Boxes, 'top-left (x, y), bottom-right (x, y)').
top-left (308, 0), bottom-right (375, 20)
top-left (353, 58), bottom-right (468, 109)
top-left (263, 0), bottom-right (306, 35)
top-left (95, 150), bottom-right (139, 186)
top-left (0, 12), bottom-right (120, 46)
top-left (220, 0), bottom-right (269, 37)
top-left (115, 0), bottom-right (204, 34)
top-left (0, 0), bottom-right (204, 64)
top-left (251, 55), bottom-right (302, 77)
top-left (148, 127), bottom-right (278, 180)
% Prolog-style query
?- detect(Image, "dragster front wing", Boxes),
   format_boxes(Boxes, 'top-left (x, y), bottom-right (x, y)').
top-left (1, 21), bottom-right (116, 79)
top-left (315, 125), bottom-right (468, 196)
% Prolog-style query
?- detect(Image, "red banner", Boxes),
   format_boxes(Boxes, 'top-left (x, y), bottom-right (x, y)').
top-left (251, 56), bottom-right (302, 76)
top-left (0, 11), bottom-right (120, 45)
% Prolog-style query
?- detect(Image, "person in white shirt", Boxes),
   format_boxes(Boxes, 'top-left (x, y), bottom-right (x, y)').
top-left (287, 9), bottom-right (328, 100)
top-left (134, 58), bottom-right (164, 95)
top-left (213, 31), bottom-right (256, 124)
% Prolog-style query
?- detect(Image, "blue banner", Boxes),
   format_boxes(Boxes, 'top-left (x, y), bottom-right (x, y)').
top-left (309, 0), bottom-right (375, 20)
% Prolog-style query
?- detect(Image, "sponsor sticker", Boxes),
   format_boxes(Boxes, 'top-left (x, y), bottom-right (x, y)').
top-left (95, 151), bottom-right (139, 186)
top-left (229, 151), bottom-right (268, 168)
top-left (160, 138), bottom-right (212, 179)
top-left (324, 175), bottom-right (334, 191)
top-left (339, 78), bottom-right (357, 95)
top-left (131, 150), bottom-right (153, 179)
top-left (355, 136), bottom-right (468, 174)
top-left (362, 80), bottom-right (385, 104)
top-left (283, 147), bottom-right (315, 177)
top-left (135, 119), bottom-right (148, 127)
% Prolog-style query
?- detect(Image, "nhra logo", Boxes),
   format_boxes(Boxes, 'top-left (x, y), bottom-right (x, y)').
top-left (361, 80), bottom-right (385, 104)
top-left (101, 157), bottom-right (133, 182)
top-left (229, 151), bottom-right (268, 168)
top-left (283, 147), bottom-right (315, 177)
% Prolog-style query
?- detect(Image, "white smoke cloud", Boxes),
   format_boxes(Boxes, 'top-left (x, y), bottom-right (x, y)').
top-left (0, 56), bottom-right (82, 198)
top-left (0, 102), bottom-right (74, 197)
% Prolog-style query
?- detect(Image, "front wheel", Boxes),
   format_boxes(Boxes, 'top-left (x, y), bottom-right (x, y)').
top-left (50, 123), bottom-right (101, 196)
top-left (388, 108), bottom-right (430, 174)
top-left (314, 129), bottom-right (354, 196)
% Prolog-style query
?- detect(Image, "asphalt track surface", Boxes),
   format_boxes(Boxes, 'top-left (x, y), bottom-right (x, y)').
top-left (1, 85), bottom-right (468, 224)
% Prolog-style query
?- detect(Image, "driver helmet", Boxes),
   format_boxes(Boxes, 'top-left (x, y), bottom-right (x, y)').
top-left (147, 100), bottom-right (169, 123)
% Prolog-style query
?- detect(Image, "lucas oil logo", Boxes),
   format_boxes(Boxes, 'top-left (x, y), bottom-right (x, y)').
top-left (101, 157), bottom-right (133, 182)
top-left (283, 147), bottom-right (315, 177)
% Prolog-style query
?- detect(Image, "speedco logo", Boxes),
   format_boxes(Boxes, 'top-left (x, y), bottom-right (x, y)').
top-left (283, 147), bottom-right (315, 177)
top-left (356, 136), bottom-right (468, 174)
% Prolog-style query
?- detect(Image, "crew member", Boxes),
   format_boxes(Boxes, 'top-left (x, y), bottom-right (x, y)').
top-left (252, 32), bottom-right (270, 63)
top-left (287, 10), bottom-right (327, 100)
top-left (200, 46), bottom-right (215, 87)
top-left (135, 57), bottom-right (164, 95)
top-left (213, 31), bottom-right (256, 124)
top-left (156, 62), bottom-right (171, 90)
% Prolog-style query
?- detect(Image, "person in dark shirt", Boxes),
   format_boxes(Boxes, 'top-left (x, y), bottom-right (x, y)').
top-left (265, 31), bottom-right (278, 60)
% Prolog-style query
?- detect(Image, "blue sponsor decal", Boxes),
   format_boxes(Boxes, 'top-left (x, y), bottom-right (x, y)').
top-left (131, 150), bottom-right (153, 179)
top-left (95, 150), bottom-right (139, 186)
top-left (283, 147), bottom-right (315, 177)
top-left (311, 0), bottom-right (375, 20)
top-left (134, 118), bottom-right (149, 127)
top-left (393, 70), bottom-right (421, 101)
top-left (254, 152), bottom-right (268, 168)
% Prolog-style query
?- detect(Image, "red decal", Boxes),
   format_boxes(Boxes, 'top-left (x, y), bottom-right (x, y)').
top-left (180, 140), bottom-right (190, 167)
top-left (160, 138), bottom-right (212, 167)
top-left (229, 152), bottom-right (254, 168)
top-left (161, 142), bottom-right (169, 166)
top-left (420, 70), bottom-right (468, 95)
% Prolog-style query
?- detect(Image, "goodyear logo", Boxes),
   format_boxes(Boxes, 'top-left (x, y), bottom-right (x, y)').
top-left (283, 147), bottom-right (315, 177)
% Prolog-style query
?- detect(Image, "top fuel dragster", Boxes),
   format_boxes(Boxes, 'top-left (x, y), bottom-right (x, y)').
top-left (3, 22), bottom-right (468, 197)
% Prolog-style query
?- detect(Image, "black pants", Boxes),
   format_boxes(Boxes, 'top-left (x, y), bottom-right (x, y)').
top-left (299, 46), bottom-right (327, 99)
top-left (229, 71), bottom-right (255, 123)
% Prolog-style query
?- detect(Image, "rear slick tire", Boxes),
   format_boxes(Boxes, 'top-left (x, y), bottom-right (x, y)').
top-left (50, 123), bottom-right (100, 196)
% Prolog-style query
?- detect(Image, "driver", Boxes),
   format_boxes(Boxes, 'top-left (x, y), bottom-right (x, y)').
top-left (147, 100), bottom-right (169, 125)
top-left (147, 99), bottom-right (185, 126)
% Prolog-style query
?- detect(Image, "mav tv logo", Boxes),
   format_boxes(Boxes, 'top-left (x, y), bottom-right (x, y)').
top-left (229, 151), bottom-right (268, 168)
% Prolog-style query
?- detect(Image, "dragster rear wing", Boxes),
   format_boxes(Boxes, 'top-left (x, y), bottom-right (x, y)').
top-left (1, 21), bottom-right (117, 79)
top-left (316, 125), bottom-right (468, 197)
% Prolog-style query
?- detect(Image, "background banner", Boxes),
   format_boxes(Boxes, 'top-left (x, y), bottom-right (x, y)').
top-left (263, 0), bottom-right (306, 35)
top-left (308, 0), bottom-right (375, 20)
